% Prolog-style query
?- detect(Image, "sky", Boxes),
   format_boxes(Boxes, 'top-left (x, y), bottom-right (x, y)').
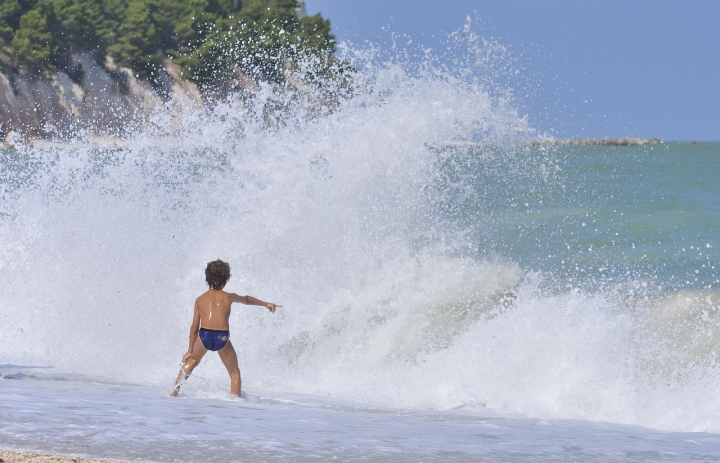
top-left (305, 1), bottom-right (720, 141)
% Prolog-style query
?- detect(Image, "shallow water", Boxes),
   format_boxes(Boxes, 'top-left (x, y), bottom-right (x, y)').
top-left (3, 368), bottom-right (720, 462)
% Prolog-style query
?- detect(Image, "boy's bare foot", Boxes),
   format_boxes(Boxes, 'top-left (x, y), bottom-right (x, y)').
top-left (170, 384), bottom-right (181, 396)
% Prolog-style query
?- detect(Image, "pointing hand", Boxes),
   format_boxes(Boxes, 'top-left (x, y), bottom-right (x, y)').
top-left (266, 303), bottom-right (282, 313)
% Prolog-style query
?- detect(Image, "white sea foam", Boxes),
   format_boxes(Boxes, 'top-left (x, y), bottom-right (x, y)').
top-left (1, 35), bottom-right (720, 438)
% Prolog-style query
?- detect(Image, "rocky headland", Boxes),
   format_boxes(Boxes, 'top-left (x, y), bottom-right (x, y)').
top-left (1, 59), bottom-right (662, 151)
top-left (0, 0), bottom-right (335, 150)
top-left (0, 51), bottom-right (206, 148)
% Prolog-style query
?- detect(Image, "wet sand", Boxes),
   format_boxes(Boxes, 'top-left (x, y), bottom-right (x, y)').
top-left (0, 450), bottom-right (132, 463)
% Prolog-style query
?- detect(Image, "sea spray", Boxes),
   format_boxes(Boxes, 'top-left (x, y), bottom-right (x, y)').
top-left (1, 31), bottom-right (720, 434)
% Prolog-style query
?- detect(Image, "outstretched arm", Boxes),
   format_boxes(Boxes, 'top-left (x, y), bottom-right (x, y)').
top-left (182, 301), bottom-right (201, 362)
top-left (231, 294), bottom-right (282, 313)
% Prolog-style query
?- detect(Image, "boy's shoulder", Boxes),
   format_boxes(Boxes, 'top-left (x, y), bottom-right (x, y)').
top-left (196, 289), bottom-right (234, 300)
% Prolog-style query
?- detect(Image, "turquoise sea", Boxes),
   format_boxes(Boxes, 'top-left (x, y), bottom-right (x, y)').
top-left (465, 142), bottom-right (719, 292)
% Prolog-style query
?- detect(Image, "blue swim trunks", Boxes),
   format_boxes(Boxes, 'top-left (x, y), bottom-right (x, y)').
top-left (198, 328), bottom-right (230, 351)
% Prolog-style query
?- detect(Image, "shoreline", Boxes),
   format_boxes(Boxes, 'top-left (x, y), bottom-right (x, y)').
top-left (0, 450), bottom-right (133, 463)
top-left (526, 137), bottom-right (662, 146)
top-left (2, 135), bottom-right (668, 151)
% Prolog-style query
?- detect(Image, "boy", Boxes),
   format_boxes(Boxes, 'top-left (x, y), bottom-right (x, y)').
top-left (171, 259), bottom-right (281, 397)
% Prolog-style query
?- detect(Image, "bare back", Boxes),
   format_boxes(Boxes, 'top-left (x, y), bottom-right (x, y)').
top-left (196, 289), bottom-right (236, 331)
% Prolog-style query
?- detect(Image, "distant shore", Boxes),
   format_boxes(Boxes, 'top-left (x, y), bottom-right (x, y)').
top-left (428, 137), bottom-right (666, 150)
top-left (527, 137), bottom-right (662, 146)
top-left (2, 135), bottom-right (667, 151)
top-left (0, 449), bottom-right (131, 463)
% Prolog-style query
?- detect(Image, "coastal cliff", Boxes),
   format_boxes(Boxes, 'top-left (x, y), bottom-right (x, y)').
top-left (0, 52), bottom-right (202, 143)
top-left (0, 0), bottom-right (334, 146)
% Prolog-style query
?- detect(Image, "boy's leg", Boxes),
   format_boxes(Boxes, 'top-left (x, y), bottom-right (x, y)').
top-left (217, 340), bottom-right (241, 396)
top-left (170, 336), bottom-right (207, 396)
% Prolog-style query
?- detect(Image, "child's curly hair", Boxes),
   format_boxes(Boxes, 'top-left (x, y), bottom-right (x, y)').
top-left (205, 259), bottom-right (231, 289)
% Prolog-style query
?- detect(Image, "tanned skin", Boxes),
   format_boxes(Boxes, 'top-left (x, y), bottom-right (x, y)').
top-left (171, 286), bottom-right (281, 397)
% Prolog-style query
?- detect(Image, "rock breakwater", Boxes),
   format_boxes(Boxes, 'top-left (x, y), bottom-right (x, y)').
top-left (529, 137), bottom-right (662, 146)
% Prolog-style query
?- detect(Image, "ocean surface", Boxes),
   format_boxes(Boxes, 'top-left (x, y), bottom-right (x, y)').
top-left (1, 36), bottom-right (720, 461)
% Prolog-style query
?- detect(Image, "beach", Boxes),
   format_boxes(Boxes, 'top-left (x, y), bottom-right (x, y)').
top-left (5, 374), bottom-right (720, 462)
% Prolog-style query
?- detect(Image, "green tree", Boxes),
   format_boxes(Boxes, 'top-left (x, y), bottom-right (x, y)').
top-left (180, 0), bottom-right (335, 86)
top-left (0, 0), bottom-right (336, 92)
top-left (174, 0), bottom-right (216, 52)
top-left (214, 0), bottom-right (240, 16)
top-left (48, 0), bottom-right (108, 53)
top-left (108, 0), bottom-right (158, 76)
top-left (238, 0), bottom-right (296, 23)
top-left (0, 0), bottom-right (21, 41)
top-left (297, 13), bottom-right (333, 53)
top-left (101, 0), bottom-right (127, 45)
top-left (11, 7), bottom-right (53, 67)
top-left (146, 0), bottom-right (184, 50)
